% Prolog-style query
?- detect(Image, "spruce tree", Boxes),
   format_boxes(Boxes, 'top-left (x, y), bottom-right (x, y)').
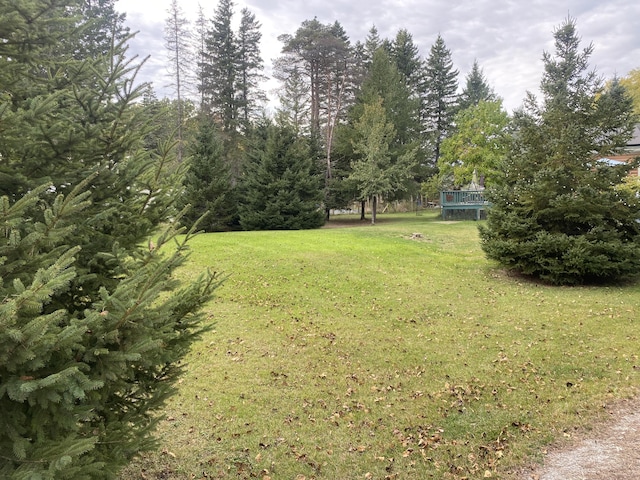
top-left (357, 48), bottom-right (420, 149)
top-left (458, 60), bottom-right (495, 111)
top-left (480, 18), bottom-right (640, 285)
top-left (422, 35), bottom-right (459, 165)
top-left (75, 0), bottom-right (129, 59)
top-left (236, 7), bottom-right (266, 132)
top-left (276, 65), bottom-right (311, 134)
top-left (194, 5), bottom-right (209, 110)
top-left (390, 29), bottom-right (424, 99)
top-left (239, 122), bottom-right (325, 230)
top-left (201, 0), bottom-right (238, 131)
top-left (363, 25), bottom-right (383, 68)
top-left (179, 121), bottom-right (238, 231)
top-left (0, 1), bottom-right (219, 477)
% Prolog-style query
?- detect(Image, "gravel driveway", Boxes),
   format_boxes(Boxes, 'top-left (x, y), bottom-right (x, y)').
top-left (518, 398), bottom-right (640, 480)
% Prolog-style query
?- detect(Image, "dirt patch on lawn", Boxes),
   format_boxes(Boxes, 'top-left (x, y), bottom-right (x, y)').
top-left (517, 397), bottom-right (640, 480)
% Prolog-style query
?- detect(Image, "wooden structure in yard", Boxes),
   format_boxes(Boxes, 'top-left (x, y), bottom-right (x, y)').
top-left (440, 190), bottom-right (489, 220)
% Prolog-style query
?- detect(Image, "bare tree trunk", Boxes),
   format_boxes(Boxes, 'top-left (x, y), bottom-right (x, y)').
top-left (165, 0), bottom-right (191, 163)
top-left (371, 195), bottom-right (377, 224)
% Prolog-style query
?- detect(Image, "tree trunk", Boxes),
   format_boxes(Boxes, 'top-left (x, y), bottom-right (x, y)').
top-left (372, 195), bottom-right (377, 224)
top-left (360, 200), bottom-right (366, 220)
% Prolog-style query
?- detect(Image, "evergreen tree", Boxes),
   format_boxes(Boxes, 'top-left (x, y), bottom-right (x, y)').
top-left (0, 1), bottom-right (219, 477)
top-left (275, 18), bottom-right (355, 216)
top-left (75, 0), bottom-right (129, 59)
top-left (236, 7), bottom-right (266, 132)
top-left (363, 25), bottom-right (383, 68)
top-left (276, 64), bottom-right (311, 134)
top-left (140, 89), bottom-right (197, 158)
top-left (390, 29), bottom-right (424, 99)
top-left (358, 48), bottom-right (421, 149)
top-left (275, 18), bottom-right (352, 134)
top-left (336, 48), bottom-right (421, 204)
top-left (422, 34), bottom-right (459, 165)
top-left (458, 60), bottom-right (495, 111)
top-left (179, 121), bottom-right (238, 231)
top-left (201, 0), bottom-right (238, 131)
top-left (194, 5), bottom-right (208, 110)
top-left (480, 18), bottom-right (640, 285)
top-left (239, 122), bottom-right (325, 230)
top-left (388, 29), bottom-right (432, 184)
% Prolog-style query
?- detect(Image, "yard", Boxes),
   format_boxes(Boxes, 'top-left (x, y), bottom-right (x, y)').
top-left (120, 212), bottom-right (640, 479)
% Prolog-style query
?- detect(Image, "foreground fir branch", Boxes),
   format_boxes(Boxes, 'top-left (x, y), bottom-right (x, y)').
top-left (0, 1), bottom-right (220, 477)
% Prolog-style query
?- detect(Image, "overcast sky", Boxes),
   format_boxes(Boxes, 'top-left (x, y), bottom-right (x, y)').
top-left (115, 0), bottom-right (640, 113)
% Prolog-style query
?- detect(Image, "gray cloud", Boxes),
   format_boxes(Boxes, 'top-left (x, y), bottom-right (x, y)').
top-left (116, 0), bottom-right (640, 112)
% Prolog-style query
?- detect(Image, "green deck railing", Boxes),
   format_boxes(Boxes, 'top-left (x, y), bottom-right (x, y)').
top-left (440, 190), bottom-right (489, 220)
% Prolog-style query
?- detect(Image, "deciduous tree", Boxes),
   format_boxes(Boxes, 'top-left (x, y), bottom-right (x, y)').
top-left (164, 0), bottom-right (193, 161)
top-left (439, 99), bottom-right (510, 187)
top-left (619, 68), bottom-right (640, 115)
top-left (348, 96), bottom-right (416, 224)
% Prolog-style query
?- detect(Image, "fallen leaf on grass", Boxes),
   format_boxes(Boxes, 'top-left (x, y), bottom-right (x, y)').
top-left (161, 449), bottom-right (176, 458)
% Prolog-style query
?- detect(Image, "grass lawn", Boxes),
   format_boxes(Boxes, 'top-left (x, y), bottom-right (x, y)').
top-left (121, 212), bottom-right (640, 479)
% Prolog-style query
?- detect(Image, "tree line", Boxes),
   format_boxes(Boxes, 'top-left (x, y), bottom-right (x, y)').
top-left (162, 0), bottom-right (506, 228)
top-left (163, 1), bottom-right (640, 284)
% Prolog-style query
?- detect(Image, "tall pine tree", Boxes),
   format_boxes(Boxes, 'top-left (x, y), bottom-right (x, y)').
top-left (390, 29), bottom-right (424, 100)
top-left (276, 64), bottom-right (311, 134)
top-left (422, 35), bottom-right (459, 166)
top-left (480, 18), bottom-right (640, 285)
top-left (0, 1), bottom-right (219, 477)
top-left (201, 0), bottom-right (238, 131)
top-left (236, 7), bottom-right (266, 132)
top-left (194, 5), bottom-right (209, 110)
top-left (458, 60), bottom-right (495, 111)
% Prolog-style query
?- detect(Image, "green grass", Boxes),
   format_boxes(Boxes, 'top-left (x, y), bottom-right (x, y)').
top-left (121, 212), bottom-right (640, 479)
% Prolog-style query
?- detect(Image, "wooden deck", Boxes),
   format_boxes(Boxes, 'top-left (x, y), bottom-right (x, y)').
top-left (440, 190), bottom-right (489, 220)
